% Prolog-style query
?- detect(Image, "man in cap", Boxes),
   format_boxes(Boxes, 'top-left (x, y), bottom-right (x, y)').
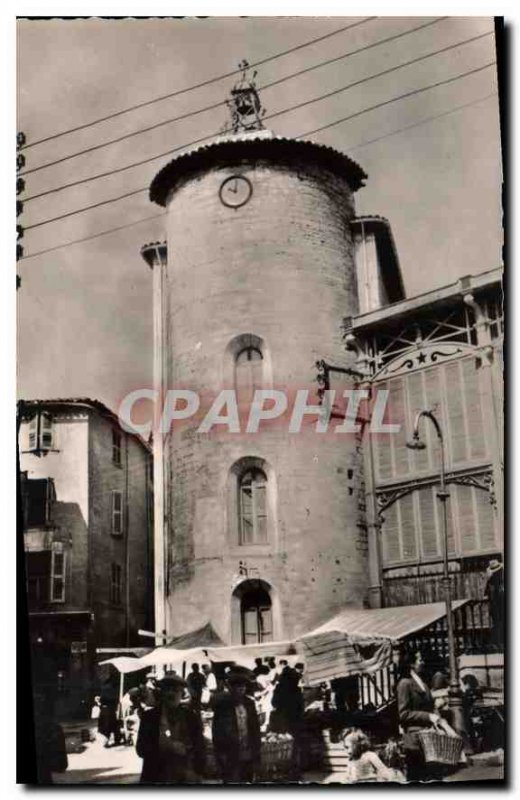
top-left (136, 672), bottom-right (205, 783)
top-left (212, 669), bottom-right (261, 783)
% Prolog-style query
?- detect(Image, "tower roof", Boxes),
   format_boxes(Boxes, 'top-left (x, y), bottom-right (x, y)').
top-left (149, 131), bottom-right (367, 207)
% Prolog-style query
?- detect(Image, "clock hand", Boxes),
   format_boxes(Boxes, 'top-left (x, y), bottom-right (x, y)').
top-left (229, 179), bottom-right (238, 193)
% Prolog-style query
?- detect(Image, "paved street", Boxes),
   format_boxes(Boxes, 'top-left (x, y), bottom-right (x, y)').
top-left (52, 735), bottom-right (504, 785)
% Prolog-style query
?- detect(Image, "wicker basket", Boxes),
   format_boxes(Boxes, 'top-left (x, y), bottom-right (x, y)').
top-left (418, 729), bottom-right (463, 765)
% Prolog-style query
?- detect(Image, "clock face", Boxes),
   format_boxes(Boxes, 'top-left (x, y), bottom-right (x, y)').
top-left (219, 175), bottom-right (253, 208)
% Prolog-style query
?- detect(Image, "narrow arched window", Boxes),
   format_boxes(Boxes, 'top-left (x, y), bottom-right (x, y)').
top-left (235, 346), bottom-right (263, 406)
top-left (239, 468), bottom-right (267, 545)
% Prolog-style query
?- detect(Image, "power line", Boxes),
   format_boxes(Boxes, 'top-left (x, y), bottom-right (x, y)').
top-left (20, 17), bottom-right (377, 150)
top-left (348, 92), bottom-right (497, 153)
top-left (22, 17), bottom-right (448, 179)
top-left (20, 212), bottom-right (165, 260)
top-left (299, 61), bottom-right (496, 140)
top-left (24, 28), bottom-right (494, 209)
top-left (19, 92), bottom-right (496, 262)
top-left (24, 59), bottom-right (497, 232)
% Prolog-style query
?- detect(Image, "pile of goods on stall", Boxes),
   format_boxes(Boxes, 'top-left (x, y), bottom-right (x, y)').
top-left (260, 732), bottom-right (294, 780)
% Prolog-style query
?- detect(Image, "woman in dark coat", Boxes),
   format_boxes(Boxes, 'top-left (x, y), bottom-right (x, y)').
top-left (397, 650), bottom-right (442, 782)
top-left (136, 673), bottom-right (205, 784)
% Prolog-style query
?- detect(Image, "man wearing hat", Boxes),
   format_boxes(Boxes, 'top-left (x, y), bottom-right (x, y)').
top-left (212, 670), bottom-right (261, 783)
top-left (136, 673), bottom-right (205, 783)
top-left (485, 558), bottom-right (504, 648)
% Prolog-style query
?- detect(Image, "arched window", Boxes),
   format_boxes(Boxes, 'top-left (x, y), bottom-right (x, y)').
top-left (239, 468), bottom-right (267, 545)
top-left (241, 586), bottom-right (273, 644)
top-left (235, 346), bottom-right (263, 406)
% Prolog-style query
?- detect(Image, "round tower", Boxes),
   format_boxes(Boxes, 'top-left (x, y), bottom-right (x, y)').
top-left (147, 79), bottom-right (369, 643)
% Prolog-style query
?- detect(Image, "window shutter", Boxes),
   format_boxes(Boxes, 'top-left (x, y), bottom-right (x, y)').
top-left (423, 367), bottom-right (444, 471)
top-left (374, 382), bottom-right (393, 482)
top-left (40, 413), bottom-right (53, 450)
top-left (242, 609), bottom-right (258, 644)
top-left (388, 377), bottom-right (409, 477)
top-left (454, 485), bottom-right (477, 553)
top-left (112, 491), bottom-right (123, 535)
top-left (254, 481), bottom-right (268, 543)
top-left (400, 494), bottom-right (417, 560)
top-left (239, 477), bottom-right (253, 545)
top-left (259, 606), bottom-right (273, 642)
top-left (475, 487), bottom-right (497, 550)
top-left (445, 492), bottom-right (457, 555)
top-left (460, 358), bottom-right (487, 461)
top-left (28, 416), bottom-right (38, 450)
top-left (407, 372), bottom-right (429, 473)
top-left (381, 502), bottom-right (400, 564)
top-left (50, 549), bottom-right (66, 602)
top-left (444, 362), bottom-right (467, 464)
top-left (418, 487), bottom-right (439, 558)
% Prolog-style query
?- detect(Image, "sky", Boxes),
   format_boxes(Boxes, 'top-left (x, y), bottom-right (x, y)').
top-left (16, 16), bottom-right (502, 413)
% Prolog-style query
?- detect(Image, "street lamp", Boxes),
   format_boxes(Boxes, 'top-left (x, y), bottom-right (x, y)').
top-left (406, 409), bottom-right (467, 739)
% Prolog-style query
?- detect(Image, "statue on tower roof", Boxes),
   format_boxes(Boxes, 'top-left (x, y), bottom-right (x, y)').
top-left (225, 60), bottom-right (266, 134)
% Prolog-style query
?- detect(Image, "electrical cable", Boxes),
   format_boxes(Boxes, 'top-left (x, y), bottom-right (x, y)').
top-left (22, 17), bottom-right (449, 178)
top-left (20, 17), bottom-right (377, 150)
top-left (19, 90), bottom-right (497, 260)
top-left (23, 28), bottom-right (495, 206)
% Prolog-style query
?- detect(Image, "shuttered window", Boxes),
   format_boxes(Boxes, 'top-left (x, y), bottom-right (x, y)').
top-left (27, 412), bottom-right (54, 453)
top-left (50, 547), bottom-right (66, 603)
top-left (381, 484), bottom-right (497, 566)
top-left (112, 491), bottom-right (123, 536)
top-left (239, 469), bottom-right (268, 545)
top-left (374, 355), bottom-right (489, 482)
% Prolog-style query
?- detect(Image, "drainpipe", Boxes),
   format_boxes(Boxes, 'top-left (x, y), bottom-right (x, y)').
top-left (141, 241), bottom-right (168, 646)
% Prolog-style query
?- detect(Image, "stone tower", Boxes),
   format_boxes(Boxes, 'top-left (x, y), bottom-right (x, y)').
top-left (144, 68), bottom-right (371, 643)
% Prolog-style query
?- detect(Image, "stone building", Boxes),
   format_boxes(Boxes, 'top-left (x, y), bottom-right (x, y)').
top-left (142, 73), bottom-right (406, 645)
top-left (19, 398), bottom-right (153, 711)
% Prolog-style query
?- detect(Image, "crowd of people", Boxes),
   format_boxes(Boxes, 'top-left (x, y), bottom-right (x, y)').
top-left (92, 657), bottom-right (309, 783)
top-left (89, 646), bottom-right (498, 784)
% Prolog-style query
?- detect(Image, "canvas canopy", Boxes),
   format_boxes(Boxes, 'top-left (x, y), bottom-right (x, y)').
top-left (300, 600), bottom-right (469, 685)
top-left (98, 655), bottom-right (148, 674)
top-left (165, 622), bottom-right (225, 648)
top-left (101, 601), bottom-right (468, 684)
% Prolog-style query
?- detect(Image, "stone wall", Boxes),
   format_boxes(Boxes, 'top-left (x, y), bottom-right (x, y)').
top-left (161, 157), bottom-right (369, 641)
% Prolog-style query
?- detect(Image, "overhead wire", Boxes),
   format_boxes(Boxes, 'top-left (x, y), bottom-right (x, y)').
top-left (20, 17), bottom-right (377, 150)
top-left (19, 90), bottom-right (497, 261)
top-left (21, 16), bottom-right (448, 178)
top-left (23, 54), bottom-right (497, 232)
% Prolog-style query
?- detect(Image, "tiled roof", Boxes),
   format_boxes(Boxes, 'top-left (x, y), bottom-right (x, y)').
top-left (149, 132), bottom-right (367, 206)
top-left (18, 397), bottom-right (151, 451)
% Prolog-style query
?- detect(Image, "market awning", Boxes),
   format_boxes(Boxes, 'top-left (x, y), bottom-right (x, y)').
top-left (300, 600), bottom-right (469, 685)
top-left (98, 656), bottom-right (148, 674)
top-left (206, 640), bottom-right (298, 666)
top-left (303, 600), bottom-right (469, 642)
top-left (166, 622), bottom-right (225, 648)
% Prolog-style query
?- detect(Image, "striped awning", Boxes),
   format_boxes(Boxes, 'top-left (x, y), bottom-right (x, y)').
top-left (300, 600), bottom-right (469, 685)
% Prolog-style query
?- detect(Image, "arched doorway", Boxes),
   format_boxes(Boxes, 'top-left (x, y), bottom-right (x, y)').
top-left (241, 585), bottom-right (272, 644)
top-left (231, 579), bottom-right (277, 644)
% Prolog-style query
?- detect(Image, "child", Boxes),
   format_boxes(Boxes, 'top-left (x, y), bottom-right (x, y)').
top-left (324, 729), bottom-right (399, 784)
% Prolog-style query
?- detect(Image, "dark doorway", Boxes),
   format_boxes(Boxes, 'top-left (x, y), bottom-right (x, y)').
top-left (241, 586), bottom-right (273, 644)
